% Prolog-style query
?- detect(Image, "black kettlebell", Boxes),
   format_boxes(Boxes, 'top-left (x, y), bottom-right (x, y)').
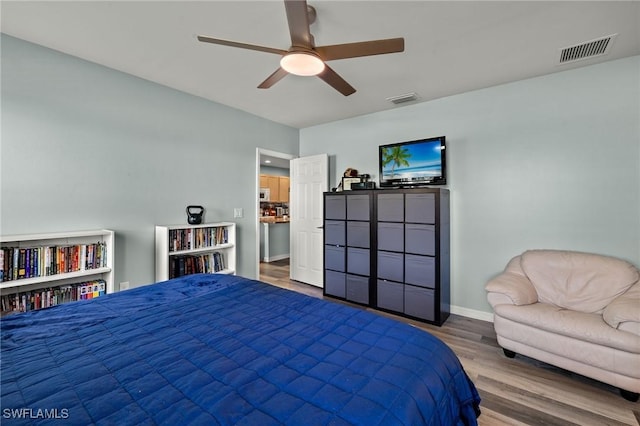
top-left (186, 205), bottom-right (204, 225)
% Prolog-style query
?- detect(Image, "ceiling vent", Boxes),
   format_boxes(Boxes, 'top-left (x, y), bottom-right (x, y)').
top-left (559, 34), bottom-right (617, 64)
top-left (386, 92), bottom-right (418, 105)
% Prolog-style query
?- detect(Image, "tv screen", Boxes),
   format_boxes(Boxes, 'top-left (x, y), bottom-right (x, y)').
top-left (379, 136), bottom-right (446, 187)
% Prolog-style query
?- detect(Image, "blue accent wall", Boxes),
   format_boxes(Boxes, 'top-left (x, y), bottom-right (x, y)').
top-left (1, 35), bottom-right (299, 287)
top-left (300, 55), bottom-right (640, 315)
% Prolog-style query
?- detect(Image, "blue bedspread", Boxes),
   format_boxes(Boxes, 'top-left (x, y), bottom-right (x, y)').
top-left (1, 274), bottom-right (480, 425)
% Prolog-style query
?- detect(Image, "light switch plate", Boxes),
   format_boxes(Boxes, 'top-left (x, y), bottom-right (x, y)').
top-left (234, 208), bottom-right (243, 218)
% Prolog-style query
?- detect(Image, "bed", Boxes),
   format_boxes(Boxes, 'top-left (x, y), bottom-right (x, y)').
top-left (1, 274), bottom-right (480, 425)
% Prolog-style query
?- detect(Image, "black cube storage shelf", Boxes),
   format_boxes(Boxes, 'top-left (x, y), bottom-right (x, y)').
top-left (323, 188), bottom-right (450, 326)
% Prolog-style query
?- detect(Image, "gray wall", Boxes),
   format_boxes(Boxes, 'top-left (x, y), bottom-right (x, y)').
top-left (1, 35), bottom-right (299, 288)
top-left (260, 165), bottom-right (290, 177)
top-left (300, 55), bottom-right (640, 316)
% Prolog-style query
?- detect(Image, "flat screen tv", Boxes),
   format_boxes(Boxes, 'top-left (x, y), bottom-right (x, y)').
top-left (379, 136), bottom-right (446, 187)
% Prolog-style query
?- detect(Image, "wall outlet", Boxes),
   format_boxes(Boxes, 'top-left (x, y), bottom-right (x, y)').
top-left (234, 208), bottom-right (244, 218)
top-left (119, 281), bottom-right (130, 291)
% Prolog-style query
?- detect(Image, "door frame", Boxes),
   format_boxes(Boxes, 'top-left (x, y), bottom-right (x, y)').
top-left (255, 148), bottom-right (296, 279)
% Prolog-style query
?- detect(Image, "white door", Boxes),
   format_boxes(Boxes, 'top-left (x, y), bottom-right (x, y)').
top-left (290, 154), bottom-right (328, 287)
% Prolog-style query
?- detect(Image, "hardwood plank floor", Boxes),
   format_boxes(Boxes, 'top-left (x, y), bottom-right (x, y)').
top-left (260, 259), bottom-right (639, 425)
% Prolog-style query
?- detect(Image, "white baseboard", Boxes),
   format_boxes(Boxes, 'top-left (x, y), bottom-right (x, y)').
top-left (450, 305), bottom-right (494, 323)
top-left (263, 254), bottom-right (290, 263)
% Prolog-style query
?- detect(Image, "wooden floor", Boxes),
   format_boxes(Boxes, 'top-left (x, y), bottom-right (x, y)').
top-left (260, 259), bottom-right (640, 426)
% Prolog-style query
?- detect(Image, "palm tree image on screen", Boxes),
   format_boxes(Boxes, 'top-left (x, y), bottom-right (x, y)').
top-left (382, 146), bottom-right (412, 178)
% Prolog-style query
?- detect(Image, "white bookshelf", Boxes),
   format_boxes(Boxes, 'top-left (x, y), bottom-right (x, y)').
top-left (155, 222), bottom-right (236, 282)
top-left (0, 229), bottom-right (115, 295)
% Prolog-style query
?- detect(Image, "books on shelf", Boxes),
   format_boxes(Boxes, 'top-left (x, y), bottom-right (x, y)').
top-left (0, 279), bottom-right (107, 315)
top-left (0, 242), bottom-right (108, 282)
top-left (169, 252), bottom-right (226, 279)
top-left (168, 226), bottom-right (228, 252)
top-left (156, 222), bottom-right (235, 282)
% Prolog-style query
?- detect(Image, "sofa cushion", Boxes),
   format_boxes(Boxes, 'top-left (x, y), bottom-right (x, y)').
top-left (493, 302), bottom-right (640, 353)
top-left (521, 250), bottom-right (639, 313)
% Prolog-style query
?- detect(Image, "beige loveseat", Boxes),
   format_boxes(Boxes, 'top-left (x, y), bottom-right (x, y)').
top-left (485, 249), bottom-right (640, 401)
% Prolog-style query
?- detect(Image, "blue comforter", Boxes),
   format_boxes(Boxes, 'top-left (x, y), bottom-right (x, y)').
top-left (1, 274), bottom-right (480, 425)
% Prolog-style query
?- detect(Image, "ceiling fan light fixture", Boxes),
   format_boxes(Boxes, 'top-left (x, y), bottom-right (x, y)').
top-left (280, 52), bottom-right (325, 76)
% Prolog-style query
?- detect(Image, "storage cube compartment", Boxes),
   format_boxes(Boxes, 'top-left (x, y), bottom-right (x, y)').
top-left (377, 193), bottom-right (404, 222)
top-left (324, 221), bottom-right (345, 246)
top-left (347, 221), bottom-right (370, 248)
top-left (405, 224), bottom-right (435, 256)
top-left (347, 247), bottom-right (370, 276)
top-left (405, 254), bottom-right (435, 288)
top-left (377, 279), bottom-right (403, 312)
top-left (347, 194), bottom-right (370, 221)
top-left (405, 193), bottom-right (435, 224)
top-left (325, 270), bottom-right (346, 298)
top-left (377, 251), bottom-right (403, 282)
top-left (346, 274), bottom-right (369, 304)
top-left (377, 222), bottom-right (404, 252)
top-left (404, 285), bottom-right (435, 321)
top-left (325, 195), bottom-right (346, 220)
top-left (325, 245), bottom-right (345, 272)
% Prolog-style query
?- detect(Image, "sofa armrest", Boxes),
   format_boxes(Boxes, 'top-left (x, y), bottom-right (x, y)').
top-left (603, 281), bottom-right (640, 334)
top-left (485, 272), bottom-right (538, 308)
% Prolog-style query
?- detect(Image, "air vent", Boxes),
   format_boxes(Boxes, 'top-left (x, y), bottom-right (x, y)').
top-left (386, 92), bottom-right (418, 105)
top-left (559, 34), bottom-right (617, 64)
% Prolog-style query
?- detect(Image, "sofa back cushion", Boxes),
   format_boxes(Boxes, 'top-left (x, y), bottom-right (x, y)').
top-left (521, 250), bottom-right (639, 313)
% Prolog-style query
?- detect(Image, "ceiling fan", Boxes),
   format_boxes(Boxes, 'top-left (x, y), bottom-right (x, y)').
top-left (197, 0), bottom-right (404, 96)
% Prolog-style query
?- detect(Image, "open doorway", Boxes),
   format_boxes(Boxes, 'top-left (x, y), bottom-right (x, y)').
top-left (255, 148), bottom-right (295, 283)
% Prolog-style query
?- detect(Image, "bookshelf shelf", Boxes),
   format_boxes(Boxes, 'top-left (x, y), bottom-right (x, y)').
top-left (0, 267), bottom-right (112, 290)
top-left (0, 229), bottom-right (115, 313)
top-left (167, 243), bottom-right (235, 257)
top-left (155, 222), bottom-right (236, 282)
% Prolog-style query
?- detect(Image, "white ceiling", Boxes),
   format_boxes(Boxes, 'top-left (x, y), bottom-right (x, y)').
top-left (2, 1), bottom-right (639, 129)
top-left (261, 154), bottom-right (291, 169)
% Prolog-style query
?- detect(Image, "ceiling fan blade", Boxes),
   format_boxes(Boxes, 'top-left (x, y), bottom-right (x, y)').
top-left (197, 35), bottom-right (287, 55)
top-left (317, 64), bottom-right (356, 96)
top-left (315, 38), bottom-right (405, 61)
top-left (258, 67), bottom-right (289, 89)
top-left (284, 0), bottom-right (313, 48)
